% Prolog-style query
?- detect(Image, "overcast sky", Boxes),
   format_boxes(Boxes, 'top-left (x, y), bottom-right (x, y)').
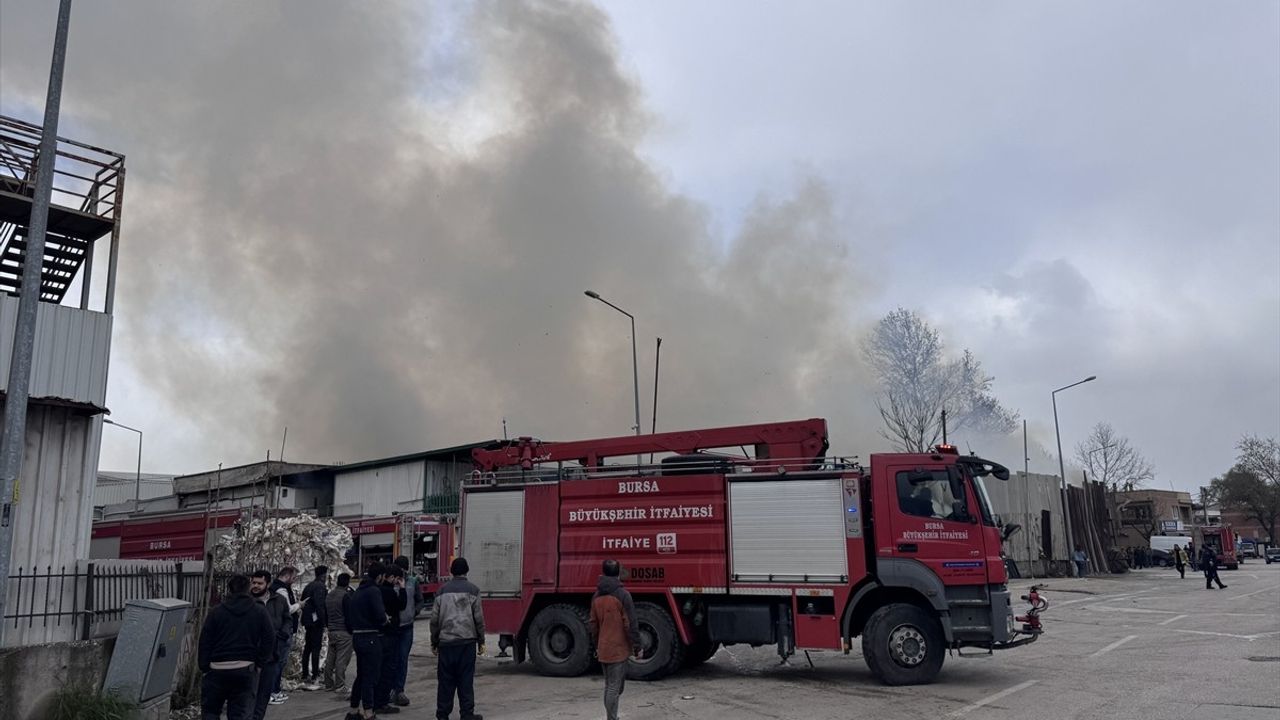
top-left (1, 1), bottom-right (1276, 492)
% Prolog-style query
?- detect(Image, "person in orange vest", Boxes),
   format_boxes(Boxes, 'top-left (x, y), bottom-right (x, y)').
top-left (589, 560), bottom-right (641, 720)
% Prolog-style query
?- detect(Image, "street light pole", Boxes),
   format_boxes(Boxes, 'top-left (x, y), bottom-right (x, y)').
top-left (584, 291), bottom-right (643, 469)
top-left (104, 419), bottom-right (143, 502)
top-left (1053, 375), bottom-right (1096, 577)
top-left (0, 0), bottom-right (75, 644)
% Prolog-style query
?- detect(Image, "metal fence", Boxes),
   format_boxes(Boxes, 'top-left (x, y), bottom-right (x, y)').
top-left (1, 560), bottom-right (225, 645)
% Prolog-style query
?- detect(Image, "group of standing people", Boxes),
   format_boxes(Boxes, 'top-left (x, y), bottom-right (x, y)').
top-left (199, 555), bottom-right (645, 720)
top-left (198, 555), bottom-right (486, 720)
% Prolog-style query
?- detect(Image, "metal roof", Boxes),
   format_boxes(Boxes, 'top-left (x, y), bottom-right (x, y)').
top-left (172, 460), bottom-right (328, 495)
top-left (331, 440), bottom-right (500, 475)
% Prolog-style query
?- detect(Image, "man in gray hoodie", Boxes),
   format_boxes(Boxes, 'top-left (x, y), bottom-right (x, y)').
top-left (430, 557), bottom-right (485, 720)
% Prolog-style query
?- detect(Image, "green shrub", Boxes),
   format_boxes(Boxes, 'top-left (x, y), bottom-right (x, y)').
top-left (44, 685), bottom-right (137, 720)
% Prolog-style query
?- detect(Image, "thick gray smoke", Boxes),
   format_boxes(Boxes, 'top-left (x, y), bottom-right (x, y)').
top-left (0, 0), bottom-right (887, 466)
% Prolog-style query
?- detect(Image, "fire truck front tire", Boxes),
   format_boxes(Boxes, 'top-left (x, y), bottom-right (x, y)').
top-left (861, 603), bottom-right (945, 686)
top-left (528, 604), bottom-right (594, 677)
top-left (628, 602), bottom-right (685, 681)
top-left (681, 635), bottom-right (720, 669)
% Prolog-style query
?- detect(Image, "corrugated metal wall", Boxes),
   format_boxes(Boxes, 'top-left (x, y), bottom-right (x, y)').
top-left (0, 297), bottom-right (112, 407)
top-left (334, 461), bottom-right (425, 516)
top-left (2, 407), bottom-right (102, 646)
top-left (984, 472), bottom-right (1070, 575)
top-left (93, 478), bottom-right (174, 506)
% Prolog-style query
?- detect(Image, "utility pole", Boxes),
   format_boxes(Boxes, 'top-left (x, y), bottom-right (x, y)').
top-left (0, 0), bottom-right (74, 637)
top-left (1053, 375), bottom-right (1096, 577)
top-left (1023, 420), bottom-right (1032, 573)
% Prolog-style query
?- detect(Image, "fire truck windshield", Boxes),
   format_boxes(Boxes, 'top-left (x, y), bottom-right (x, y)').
top-left (971, 475), bottom-right (997, 526)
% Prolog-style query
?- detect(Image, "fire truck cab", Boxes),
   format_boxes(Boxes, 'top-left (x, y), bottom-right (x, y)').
top-left (461, 419), bottom-right (1039, 686)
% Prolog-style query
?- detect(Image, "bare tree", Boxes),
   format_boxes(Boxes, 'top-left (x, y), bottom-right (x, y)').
top-left (1236, 435), bottom-right (1279, 485)
top-left (1074, 422), bottom-right (1155, 492)
top-left (1209, 436), bottom-right (1280, 543)
top-left (1210, 466), bottom-right (1280, 545)
top-left (863, 308), bottom-right (1018, 452)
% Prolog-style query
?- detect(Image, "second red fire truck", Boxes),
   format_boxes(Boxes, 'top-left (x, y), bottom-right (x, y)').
top-left (460, 418), bottom-right (1042, 686)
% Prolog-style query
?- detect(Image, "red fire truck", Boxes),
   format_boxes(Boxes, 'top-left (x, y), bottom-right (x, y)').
top-left (461, 418), bottom-right (1041, 686)
top-left (343, 514), bottom-right (456, 598)
top-left (92, 509), bottom-right (243, 561)
top-left (1193, 524), bottom-right (1238, 570)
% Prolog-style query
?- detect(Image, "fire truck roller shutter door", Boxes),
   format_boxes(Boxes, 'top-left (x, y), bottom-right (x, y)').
top-left (728, 479), bottom-right (847, 583)
top-left (461, 489), bottom-right (525, 595)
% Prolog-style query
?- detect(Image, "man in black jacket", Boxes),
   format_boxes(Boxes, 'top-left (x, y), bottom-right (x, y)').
top-left (374, 564), bottom-right (408, 714)
top-left (300, 566), bottom-right (329, 687)
top-left (200, 574), bottom-right (273, 720)
top-left (267, 566), bottom-right (303, 702)
top-left (251, 569), bottom-right (294, 720)
top-left (1201, 544), bottom-right (1228, 589)
top-left (345, 563), bottom-right (389, 720)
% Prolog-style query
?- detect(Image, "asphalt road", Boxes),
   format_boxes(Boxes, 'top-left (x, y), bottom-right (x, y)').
top-left (270, 564), bottom-right (1280, 720)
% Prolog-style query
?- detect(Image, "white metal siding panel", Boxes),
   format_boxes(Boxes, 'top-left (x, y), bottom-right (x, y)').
top-left (729, 479), bottom-right (847, 583)
top-left (0, 296), bottom-right (112, 407)
top-left (2, 407), bottom-right (101, 647)
top-left (461, 491), bottom-right (524, 595)
top-left (93, 479), bottom-right (174, 505)
top-left (334, 461), bottom-right (425, 516)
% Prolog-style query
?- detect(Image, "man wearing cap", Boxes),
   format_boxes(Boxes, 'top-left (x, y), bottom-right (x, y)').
top-left (430, 557), bottom-right (485, 720)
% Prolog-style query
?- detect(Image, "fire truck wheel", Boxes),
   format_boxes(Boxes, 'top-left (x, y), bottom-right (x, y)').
top-left (681, 635), bottom-right (720, 669)
top-left (861, 603), bottom-right (945, 686)
top-left (528, 604), bottom-right (594, 677)
top-left (628, 602), bottom-right (685, 681)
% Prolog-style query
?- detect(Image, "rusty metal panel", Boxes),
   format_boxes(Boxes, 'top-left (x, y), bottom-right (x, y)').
top-left (0, 295), bottom-right (111, 408)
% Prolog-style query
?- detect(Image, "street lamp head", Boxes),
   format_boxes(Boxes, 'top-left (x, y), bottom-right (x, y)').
top-left (584, 290), bottom-right (600, 299)
top-left (1084, 375), bottom-right (1097, 382)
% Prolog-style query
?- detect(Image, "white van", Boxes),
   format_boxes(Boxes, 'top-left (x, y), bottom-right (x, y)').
top-left (1150, 535), bottom-right (1191, 565)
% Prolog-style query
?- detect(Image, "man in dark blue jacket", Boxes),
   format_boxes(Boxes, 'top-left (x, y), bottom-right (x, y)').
top-left (199, 574), bottom-right (273, 720)
top-left (344, 563), bottom-right (389, 720)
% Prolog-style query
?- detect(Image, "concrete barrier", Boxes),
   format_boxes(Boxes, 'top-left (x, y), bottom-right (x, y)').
top-left (0, 637), bottom-right (116, 720)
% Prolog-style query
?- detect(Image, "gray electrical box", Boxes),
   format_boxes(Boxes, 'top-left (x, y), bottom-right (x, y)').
top-left (104, 598), bottom-right (191, 704)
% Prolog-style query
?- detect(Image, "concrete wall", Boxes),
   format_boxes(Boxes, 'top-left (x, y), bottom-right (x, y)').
top-left (0, 637), bottom-right (115, 720)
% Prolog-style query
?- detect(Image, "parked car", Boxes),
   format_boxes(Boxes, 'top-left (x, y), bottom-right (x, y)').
top-left (1238, 539), bottom-right (1260, 559)
top-left (1265, 547), bottom-right (1280, 564)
